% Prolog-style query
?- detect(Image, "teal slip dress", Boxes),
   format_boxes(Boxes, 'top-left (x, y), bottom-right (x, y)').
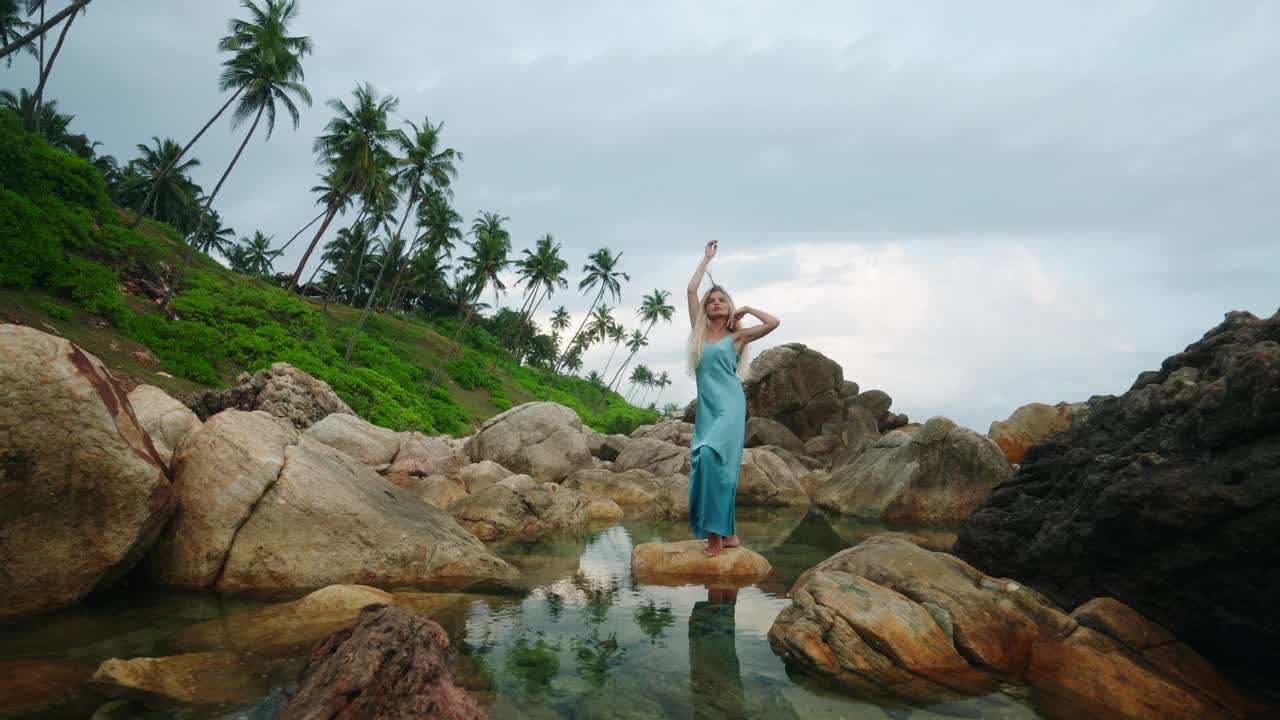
top-left (689, 334), bottom-right (747, 540)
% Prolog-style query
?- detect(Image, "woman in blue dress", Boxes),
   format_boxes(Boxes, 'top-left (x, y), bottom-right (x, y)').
top-left (686, 240), bottom-right (780, 557)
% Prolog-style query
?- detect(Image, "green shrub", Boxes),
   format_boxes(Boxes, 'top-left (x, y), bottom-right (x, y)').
top-left (96, 225), bottom-right (164, 273)
top-left (39, 301), bottom-right (72, 320)
top-left (50, 256), bottom-right (125, 321)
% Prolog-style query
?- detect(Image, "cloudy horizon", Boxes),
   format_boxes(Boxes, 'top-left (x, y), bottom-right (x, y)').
top-left (9, 0), bottom-right (1278, 430)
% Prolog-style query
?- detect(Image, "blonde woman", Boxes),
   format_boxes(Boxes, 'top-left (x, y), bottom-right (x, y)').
top-left (686, 240), bottom-right (780, 557)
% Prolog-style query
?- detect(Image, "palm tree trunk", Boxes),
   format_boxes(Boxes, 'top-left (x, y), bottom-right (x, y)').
top-left (380, 234), bottom-right (420, 311)
top-left (30, 9), bottom-right (76, 133)
top-left (0, 0), bottom-right (89, 62)
top-left (607, 320), bottom-right (655, 395)
top-left (423, 283), bottom-right (480, 400)
top-left (505, 286), bottom-right (548, 372)
top-left (35, 3), bottom-right (43, 122)
top-left (160, 103), bottom-right (264, 311)
top-left (131, 89), bottom-right (244, 230)
top-left (288, 200), bottom-right (343, 292)
top-left (341, 183), bottom-right (421, 366)
top-left (591, 337), bottom-right (624, 413)
top-left (278, 205), bottom-right (328, 252)
top-left (488, 287), bottom-right (536, 373)
top-left (544, 287), bottom-right (603, 400)
top-left (348, 236), bottom-right (369, 306)
top-left (321, 205), bottom-right (370, 309)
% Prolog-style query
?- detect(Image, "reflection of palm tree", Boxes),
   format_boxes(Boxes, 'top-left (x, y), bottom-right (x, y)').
top-left (635, 600), bottom-right (676, 644)
top-left (572, 628), bottom-right (626, 688)
top-left (689, 587), bottom-right (746, 720)
top-left (504, 635), bottom-right (561, 699)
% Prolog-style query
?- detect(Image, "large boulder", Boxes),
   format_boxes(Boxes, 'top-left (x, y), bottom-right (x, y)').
top-left (279, 604), bottom-right (487, 720)
top-left (743, 343), bottom-right (844, 440)
top-left (126, 385), bottom-right (201, 465)
top-left (632, 419), bottom-right (695, 446)
top-left (612, 438), bottom-right (691, 476)
top-left (956, 309), bottom-right (1280, 692)
top-left (736, 447), bottom-right (810, 507)
top-left (744, 417), bottom-right (804, 454)
top-left (815, 416), bottom-right (1012, 524)
top-left (144, 410), bottom-right (512, 589)
top-left (466, 402), bottom-right (592, 482)
top-left (304, 412), bottom-right (404, 467)
top-left (562, 468), bottom-right (667, 507)
top-left (0, 325), bottom-right (175, 619)
top-left (186, 362), bottom-right (353, 429)
top-left (456, 460), bottom-right (514, 494)
top-left (586, 431), bottom-right (632, 462)
top-left (987, 401), bottom-right (1082, 465)
top-left (448, 475), bottom-right (609, 540)
top-left (382, 432), bottom-right (468, 485)
top-left (768, 536), bottom-right (1264, 719)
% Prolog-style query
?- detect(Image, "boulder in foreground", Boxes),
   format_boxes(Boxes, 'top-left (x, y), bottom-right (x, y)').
top-left (631, 541), bottom-right (771, 586)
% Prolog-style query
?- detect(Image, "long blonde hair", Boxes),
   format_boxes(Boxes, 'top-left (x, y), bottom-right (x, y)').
top-left (687, 285), bottom-right (751, 381)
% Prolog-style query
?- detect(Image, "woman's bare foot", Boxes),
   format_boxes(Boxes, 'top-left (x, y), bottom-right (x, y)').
top-left (704, 534), bottom-right (724, 557)
top-left (723, 534), bottom-right (741, 548)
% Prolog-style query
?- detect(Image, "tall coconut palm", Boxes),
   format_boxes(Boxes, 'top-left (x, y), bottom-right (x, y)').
top-left (0, 0), bottom-right (87, 64)
top-left (191, 209), bottom-right (236, 257)
top-left (549, 306), bottom-right (571, 348)
top-left (377, 116), bottom-right (461, 310)
top-left (592, 321), bottom-right (628, 412)
top-left (421, 212), bottom-right (511, 394)
top-left (23, 0), bottom-right (89, 131)
top-left (236, 231), bottom-right (281, 276)
top-left (499, 233), bottom-right (568, 373)
top-left (162, 0), bottom-right (312, 309)
top-left (545, 248), bottom-right (628, 400)
top-left (607, 289), bottom-right (675, 396)
top-left (131, 0), bottom-right (281, 230)
top-left (627, 365), bottom-right (653, 403)
top-left (398, 244), bottom-right (450, 311)
top-left (391, 190), bottom-right (461, 309)
top-left (288, 82), bottom-right (397, 291)
top-left (1, 2), bottom-right (34, 68)
top-left (651, 371), bottom-right (672, 406)
top-left (130, 137), bottom-right (201, 226)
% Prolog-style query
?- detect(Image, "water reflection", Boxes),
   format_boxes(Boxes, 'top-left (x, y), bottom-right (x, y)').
top-left (634, 600), bottom-right (676, 644)
top-left (689, 588), bottom-right (746, 720)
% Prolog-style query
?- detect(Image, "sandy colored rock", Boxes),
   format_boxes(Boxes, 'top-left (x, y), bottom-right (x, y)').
top-left (304, 412), bottom-right (405, 467)
top-left (217, 436), bottom-right (513, 590)
top-left (0, 325), bottom-right (174, 618)
top-left (88, 652), bottom-right (264, 706)
top-left (744, 417), bottom-right (805, 454)
top-left (631, 541), bottom-right (772, 585)
top-left (803, 433), bottom-right (844, 457)
top-left (127, 385), bottom-right (201, 465)
top-left (398, 474), bottom-right (468, 509)
top-left (466, 402), bottom-right (592, 482)
top-left (736, 447), bottom-right (810, 507)
top-left (987, 401), bottom-right (1081, 465)
top-left (816, 416), bottom-right (1011, 524)
top-left (613, 437), bottom-right (690, 476)
top-left (456, 460), bottom-right (514, 494)
top-left (562, 468), bottom-right (665, 506)
top-left (632, 420), bottom-right (695, 446)
top-left (449, 476), bottom-right (599, 540)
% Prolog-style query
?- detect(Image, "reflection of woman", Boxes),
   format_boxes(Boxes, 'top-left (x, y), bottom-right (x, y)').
top-left (688, 587), bottom-right (746, 720)
top-left (687, 240), bottom-right (780, 557)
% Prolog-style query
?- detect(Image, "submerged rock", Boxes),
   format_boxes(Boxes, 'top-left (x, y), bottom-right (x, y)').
top-left (0, 325), bottom-right (175, 619)
top-left (279, 604), bottom-right (487, 720)
top-left (88, 651), bottom-right (264, 707)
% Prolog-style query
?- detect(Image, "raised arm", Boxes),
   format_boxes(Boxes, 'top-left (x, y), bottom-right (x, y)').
top-left (687, 240), bottom-right (717, 327)
top-left (729, 305), bottom-right (780, 345)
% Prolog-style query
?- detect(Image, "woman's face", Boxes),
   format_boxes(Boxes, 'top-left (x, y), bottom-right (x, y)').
top-left (705, 290), bottom-right (730, 319)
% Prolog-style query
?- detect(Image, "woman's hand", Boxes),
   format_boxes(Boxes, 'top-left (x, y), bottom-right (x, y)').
top-left (704, 240), bottom-right (718, 260)
top-left (728, 306), bottom-right (749, 330)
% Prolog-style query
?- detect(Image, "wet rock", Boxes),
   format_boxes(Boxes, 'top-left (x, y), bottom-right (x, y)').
top-left (88, 652), bottom-right (264, 707)
top-left (0, 658), bottom-right (94, 718)
top-left (631, 541), bottom-right (772, 585)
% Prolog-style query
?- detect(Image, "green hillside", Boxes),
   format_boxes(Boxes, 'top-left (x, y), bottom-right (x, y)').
top-left (0, 109), bottom-right (658, 436)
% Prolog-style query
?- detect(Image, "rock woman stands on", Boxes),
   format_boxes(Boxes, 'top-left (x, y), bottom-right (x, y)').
top-left (686, 240), bottom-right (780, 557)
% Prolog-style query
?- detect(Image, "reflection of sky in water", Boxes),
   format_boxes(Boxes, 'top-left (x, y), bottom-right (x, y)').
top-left (462, 511), bottom-right (1041, 719)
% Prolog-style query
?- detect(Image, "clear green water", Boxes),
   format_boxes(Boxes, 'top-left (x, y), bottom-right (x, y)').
top-left (0, 510), bottom-right (1044, 719)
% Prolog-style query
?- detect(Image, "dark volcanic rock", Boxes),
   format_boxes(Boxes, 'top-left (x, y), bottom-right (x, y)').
top-left (280, 604), bottom-right (486, 720)
top-left (955, 309), bottom-right (1280, 692)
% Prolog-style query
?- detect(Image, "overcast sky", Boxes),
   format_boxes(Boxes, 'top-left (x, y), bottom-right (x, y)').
top-left (11, 0), bottom-right (1278, 430)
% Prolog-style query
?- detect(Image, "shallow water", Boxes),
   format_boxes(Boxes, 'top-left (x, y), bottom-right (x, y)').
top-left (0, 510), bottom-right (1046, 719)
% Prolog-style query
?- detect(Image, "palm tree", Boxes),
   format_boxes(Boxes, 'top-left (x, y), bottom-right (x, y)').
top-left (1, 2), bottom-right (34, 68)
top-left (627, 365), bottom-right (653, 403)
top-left (191, 210), bottom-right (236, 257)
top-left (549, 306), bottom-right (571, 348)
top-left (421, 212), bottom-right (511, 392)
top-left (391, 190), bottom-right (461, 309)
top-left (563, 348), bottom-right (584, 377)
top-left (607, 289), bottom-right (675, 397)
top-left (499, 233), bottom-right (569, 372)
top-left (20, 0), bottom-right (89, 131)
top-left (650, 371), bottom-right (671, 406)
top-left (130, 137), bottom-right (201, 226)
top-left (130, 0), bottom-right (272, 229)
top-left (288, 81), bottom-right (397, 291)
top-left (378, 116), bottom-right (461, 309)
top-left (236, 231), bottom-right (281, 276)
top-left (162, 0), bottom-right (313, 310)
top-left (397, 244), bottom-right (450, 311)
top-left (592, 321), bottom-right (627, 412)
top-left (586, 370), bottom-right (605, 403)
top-left (545, 248), bottom-right (628, 400)
top-left (0, 0), bottom-right (88, 65)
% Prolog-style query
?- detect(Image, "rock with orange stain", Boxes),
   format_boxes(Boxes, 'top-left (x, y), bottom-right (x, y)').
top-left (769, 535), bottom-right (1268, 720)
top-left (631, 540), bottom-right (772, 586)
top-left (987, 401), bottom-right (1082, 464)
top-left (0, 324), bottom-right (175, 619)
